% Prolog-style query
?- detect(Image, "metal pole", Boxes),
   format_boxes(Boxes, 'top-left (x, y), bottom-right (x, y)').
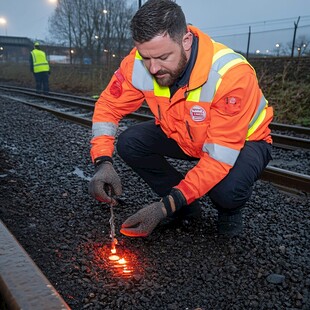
top-left (246, 26), bottom-right (251, 59)
top-left (69, 14), bottom-right (72, 64)
top-left (291, 16), bottom-right (300, 58)
top-left (138, 0), bottom-right (142, 8)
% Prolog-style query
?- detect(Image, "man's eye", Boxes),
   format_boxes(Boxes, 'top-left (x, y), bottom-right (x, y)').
top-left (159, 56), bottom-right (168, 60)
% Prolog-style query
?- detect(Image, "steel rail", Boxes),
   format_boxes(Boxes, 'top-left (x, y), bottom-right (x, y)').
top-left (0, 94), bottom-right (92, 127)
top-left (270, 122), bottom-right (310, 135)
top-left (271, 133), bottom-right (310, 150)
top-left (0, 220), bottom-right (71, 310)
top-left (261, 165), bottom-right (310, 194)
top-left (0, 84), bottom-right (96, 103)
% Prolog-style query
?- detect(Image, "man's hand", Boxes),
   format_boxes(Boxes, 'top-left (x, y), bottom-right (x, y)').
top-left (88, 161), bottom-right (122, 203)
top-left (120, 202), bottom-right (167, 237)
top-left (120, 188), bottom-right (187, 237)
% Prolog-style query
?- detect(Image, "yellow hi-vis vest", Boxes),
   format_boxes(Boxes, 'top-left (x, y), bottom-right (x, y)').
top-left (31, 49), bottom-right (50, 73)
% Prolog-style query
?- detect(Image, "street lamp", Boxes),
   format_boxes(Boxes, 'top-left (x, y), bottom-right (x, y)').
top-left (275, 43), bottom-right (280, 56)
top-left (0, 17), bottom-right (7, 35)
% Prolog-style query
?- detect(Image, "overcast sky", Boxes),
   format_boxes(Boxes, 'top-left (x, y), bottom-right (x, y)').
top-left (1, 0), bottom-right (309, 53)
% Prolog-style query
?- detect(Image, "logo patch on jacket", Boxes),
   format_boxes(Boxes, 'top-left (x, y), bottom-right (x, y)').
top-left (190, 105), bottom-right (206, 122)
top-left (227, 96), bottom-right (238, 104)
top-left (213, 96), bottom-right (242, 115)
top-left (109, 69), bottom-right (125, 98)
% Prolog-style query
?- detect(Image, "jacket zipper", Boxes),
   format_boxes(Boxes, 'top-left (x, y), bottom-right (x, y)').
top-left (186, 121), bottom-right (194, 141)
top-left (157, 105), bottom-right (162, 120)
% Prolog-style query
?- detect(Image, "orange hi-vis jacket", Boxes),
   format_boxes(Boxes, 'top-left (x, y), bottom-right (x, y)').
top-left (91, 25), bottom-right (273, 205)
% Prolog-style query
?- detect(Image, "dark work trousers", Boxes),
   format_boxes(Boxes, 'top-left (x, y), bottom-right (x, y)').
top-left (34, 72), bottom-right (49, 94)
top-left (116, 120), bottom-right (272, 213)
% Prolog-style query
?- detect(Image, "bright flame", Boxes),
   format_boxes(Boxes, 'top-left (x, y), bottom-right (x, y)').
top-left (108, 255), bottom-right (120, 261)
top-left (123, 268), bottom-right (133, 274)
top-left (118, 258), bottom-right (127, 265)
top-left (107, 245), bottom-right (135, 276)
top-left (94, 235), bottom-right (143, 278)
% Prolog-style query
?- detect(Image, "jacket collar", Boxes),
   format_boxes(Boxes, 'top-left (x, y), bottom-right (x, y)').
top-left (187, 25), bottom-right (213, 90)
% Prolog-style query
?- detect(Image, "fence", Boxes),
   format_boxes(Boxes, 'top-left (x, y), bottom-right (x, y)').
top-left (203, 16), bottom-right (310, 58)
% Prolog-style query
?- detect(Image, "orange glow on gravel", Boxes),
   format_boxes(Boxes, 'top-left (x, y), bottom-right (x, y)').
top-left (79, 241), bottom-right (145, 281)
top-left (93, 242), bottom-right (144, 278)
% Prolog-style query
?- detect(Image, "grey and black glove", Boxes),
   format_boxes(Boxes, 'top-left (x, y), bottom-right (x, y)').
top-left (88, 158), bottom-right (122, 203)
top-left (120, 188), bottom-right (186, 237)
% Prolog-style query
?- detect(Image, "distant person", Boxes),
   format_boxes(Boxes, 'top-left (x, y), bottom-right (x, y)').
top-left (89, 0), bottom-right (273, 238)
top-left (29, 42), bottom-right (50, 95)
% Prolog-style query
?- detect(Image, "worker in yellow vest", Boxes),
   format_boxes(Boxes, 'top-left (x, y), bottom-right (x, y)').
top-left (30, 42), bottom-right (50, 95)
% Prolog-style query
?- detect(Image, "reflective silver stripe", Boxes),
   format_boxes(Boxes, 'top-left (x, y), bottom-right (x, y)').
top-left (199, 52), bottom-right (245, 102)
top-left (212, 52), bottom-right (245, 72)
top-left (202, 143), bottom-right (240, 166)
top-left (92, 122), bottom-right (118, 138)
top-left (248, 95), bottom-right (268, 128)
top-left (132, 58), bottom-right (154, 90)
top-left (199, 70), bottom-right (221, 102)
top-left (34, 63), bottom-right (48, 67)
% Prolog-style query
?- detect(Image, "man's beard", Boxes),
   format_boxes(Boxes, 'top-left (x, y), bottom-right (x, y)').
top-left (154, 49), bottom-right (187, 87)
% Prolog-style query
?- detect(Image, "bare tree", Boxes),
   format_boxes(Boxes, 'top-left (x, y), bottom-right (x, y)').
top-left (48, 0), bottom-right (134, 65)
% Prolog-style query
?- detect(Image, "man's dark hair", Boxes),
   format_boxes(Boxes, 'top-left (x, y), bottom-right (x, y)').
top-left (130, 0), bottom-right (187, 44)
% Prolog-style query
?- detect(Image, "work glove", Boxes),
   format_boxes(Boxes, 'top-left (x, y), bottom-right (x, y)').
top-left (120, 201), bottom-right (166, 237)
top-left (88, 160), bottom-right (122, 204)
top-left (120, 188), bottom-right (187, 237)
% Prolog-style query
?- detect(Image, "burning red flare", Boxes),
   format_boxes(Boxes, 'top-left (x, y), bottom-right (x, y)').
top-left (108, 255), bottom-right (120, 261)
top-left (94, 241), bottom-right (143, 278)
top-left (104, 243), bottom-right (136, 276)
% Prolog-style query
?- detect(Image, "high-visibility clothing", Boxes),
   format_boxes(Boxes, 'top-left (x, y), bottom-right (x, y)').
top-left (91, 25), bottom-right (273, 204)
top-left (31, 49), bottom-right (50, 73)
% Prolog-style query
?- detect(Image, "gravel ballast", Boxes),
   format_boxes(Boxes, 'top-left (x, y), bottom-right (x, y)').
top-left (0, 95), bottom-right (309, 310)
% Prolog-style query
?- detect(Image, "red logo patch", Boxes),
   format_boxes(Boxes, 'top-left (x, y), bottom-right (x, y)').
top-left (190, 105), bottom-right (206, 122)
top-left (109, 69), bottom-right (125, 98)
top-left (110, 80), bottom-right (122, 98)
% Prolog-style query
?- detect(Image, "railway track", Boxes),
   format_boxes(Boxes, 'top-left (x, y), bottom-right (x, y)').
top-left (0, 85), bottom-right (309, 195)
top-left (1, 84), bottom-right (309, 149)
top-left (0, 90), bottom-right (309, 309)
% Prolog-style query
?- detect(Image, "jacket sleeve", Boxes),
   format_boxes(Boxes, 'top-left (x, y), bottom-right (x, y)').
top-left (90, 53), bottom-right (145, 162)
top-left (175, 65), bottom-right (268, 204)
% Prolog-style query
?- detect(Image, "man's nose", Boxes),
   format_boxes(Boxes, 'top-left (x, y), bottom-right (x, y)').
top-left (149, 59), bottom-right (160, 74)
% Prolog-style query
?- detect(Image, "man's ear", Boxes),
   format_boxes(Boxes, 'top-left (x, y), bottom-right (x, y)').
top-left (182, 32), bottom-right (193, 52)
